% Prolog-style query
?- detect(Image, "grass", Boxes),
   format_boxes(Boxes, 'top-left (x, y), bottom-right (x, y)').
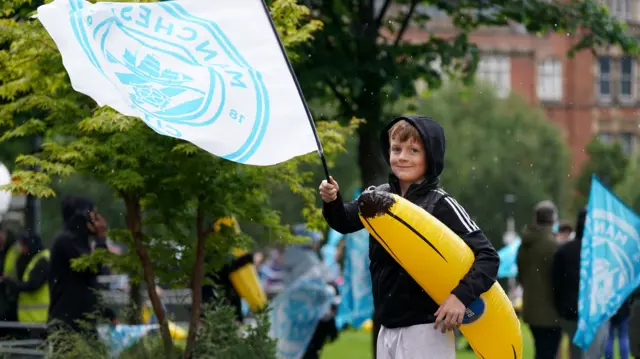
top-left (320, 321), bottom-right (623, 359)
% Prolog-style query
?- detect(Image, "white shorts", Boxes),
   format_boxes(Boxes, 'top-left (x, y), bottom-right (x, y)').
top-left (376, 323), bottom-right (455, 359)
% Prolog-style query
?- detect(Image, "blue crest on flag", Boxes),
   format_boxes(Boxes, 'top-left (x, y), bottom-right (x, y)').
top-left (269, 275), bottom-right (333, 359)
top-left (67, 0), bottom-right (269, 163)
top-left (574, 175), bottom-right (640, 349)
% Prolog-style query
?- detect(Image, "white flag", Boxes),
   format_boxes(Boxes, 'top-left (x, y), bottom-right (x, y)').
top-left (36, 0), bottom-right (318, 165)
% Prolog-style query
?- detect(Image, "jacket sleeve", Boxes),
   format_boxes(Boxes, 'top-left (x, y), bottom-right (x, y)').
top-left (322, 193), bottom-right (364, 235)
top-left (15, 257), bottom-right (49, 292)
top-left (433, 196), bottom-right (500, 307)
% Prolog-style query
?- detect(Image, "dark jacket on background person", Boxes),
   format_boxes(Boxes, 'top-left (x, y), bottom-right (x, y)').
top-left (517, 220), bottom-right (560, 327)
top-left (47, 196), bottom-right (114, 333)
top-left (0, 228), bottom-right (19, 331)
top-left (551, 209), bottom-right (586, 322)
top-left (202, 255), bottom-right (243, 323)
top-left (629, 287), bottom-right (640, 358)
top-left (322, 115), bottom-right (500, 329)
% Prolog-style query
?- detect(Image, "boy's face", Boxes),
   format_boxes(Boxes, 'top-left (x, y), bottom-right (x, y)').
top-left (389, 136), bottom-right (426, 185)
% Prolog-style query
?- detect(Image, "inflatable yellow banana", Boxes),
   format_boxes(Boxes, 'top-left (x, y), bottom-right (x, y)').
top-left (229, 247), bottom-right (267, 312)
top-left (214, 217), bottom-right (267, 312)
top-left (357, 189), bottom-right (523, 359)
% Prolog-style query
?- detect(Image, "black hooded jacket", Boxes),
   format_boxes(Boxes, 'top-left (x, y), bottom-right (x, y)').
top-left (552, 208), bottom-right (586, 321)
top-left (323, 116), bottom-right (500, 328)
top-left (48, 196), bottom-right (114, 331)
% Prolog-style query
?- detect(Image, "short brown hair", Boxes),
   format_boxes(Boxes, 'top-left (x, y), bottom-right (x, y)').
top-left (388, 120), bottom-right (421, 143)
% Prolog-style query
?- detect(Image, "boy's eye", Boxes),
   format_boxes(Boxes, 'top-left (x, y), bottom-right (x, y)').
top-left (411, 148), bottom-right (420, 153)
top-left (391, 147), bottom-right (401, 152)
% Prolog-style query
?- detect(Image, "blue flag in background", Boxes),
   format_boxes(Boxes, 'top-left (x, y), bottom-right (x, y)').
top-left (574, 175), bottom-right (640, 350)
top-left (337, 227), bottom-right (374, 329)
top-left (497, 237), bottom-right (521, 279)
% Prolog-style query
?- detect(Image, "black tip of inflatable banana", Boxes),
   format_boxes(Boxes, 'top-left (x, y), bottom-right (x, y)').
top-left (358, 188), bottom-right (396, 219)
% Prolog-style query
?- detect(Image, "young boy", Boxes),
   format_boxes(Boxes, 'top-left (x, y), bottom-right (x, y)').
top-left (319, 116), bottom-right (500, 359)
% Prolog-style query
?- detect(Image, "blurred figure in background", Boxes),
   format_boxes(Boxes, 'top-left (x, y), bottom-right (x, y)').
top-left (0, 223), bottom-right (20, 338)
top-left (628, 287), bottom-right (640, 359)
top-left (517, 200), bottom-right (562, 359)
top-left (605, 296), bottom-right (631, 359)
top-left (287, 224), bottom-right (341, 359)
top-left (47, 196), bottom-right (116, 341)
top-left (8, 234), bottom-right (50, 327)
top-left (552, 208), bottom-right (610, 359)
top-left (259, 248), bottom-right (286, 300)
top-left (555, 221), bottom-right (574, 244)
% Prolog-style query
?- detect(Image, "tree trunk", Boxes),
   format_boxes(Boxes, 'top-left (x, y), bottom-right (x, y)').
top-left (126, 282), bottom-right (142, 324)
top-left (122, 192), bottom-right (174, 357)
top-left (356, 88), bottom-right (387, 188)
top-left (183, 200), bottom-right (207, 359)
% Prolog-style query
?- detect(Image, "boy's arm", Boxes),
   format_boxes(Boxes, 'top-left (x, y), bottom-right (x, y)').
top-left (322, 193), bottom-right (364, 235)
top-left (433, 196), bottom-right (500, 307)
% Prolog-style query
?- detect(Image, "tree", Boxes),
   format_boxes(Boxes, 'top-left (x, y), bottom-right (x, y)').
top-left (615, 153), bottom-right (640, 214)
top-left (1, 0), bottom-right (357, 357)
top-left (574, 138), bottom-right (629, 211)
top-left (399, 82), bottom-right (571, 243)
top-left (295, 0), bottom-right (639, 187)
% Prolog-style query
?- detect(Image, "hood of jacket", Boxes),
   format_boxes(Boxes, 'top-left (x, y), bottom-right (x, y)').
top-left (21, 233), bottom-right (43, 255)
top-left (520, 223), bottom-right (555, 248)
top-left (380, 115), bottom-right (446, 188)
top-left (61, 195), bottom-right (96, 236)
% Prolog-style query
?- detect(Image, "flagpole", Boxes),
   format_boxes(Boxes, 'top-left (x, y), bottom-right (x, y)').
top-left (259, 0), bottom-right (331, 181)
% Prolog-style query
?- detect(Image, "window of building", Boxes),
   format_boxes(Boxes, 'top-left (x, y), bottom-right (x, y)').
top-left (605, 0), bottom-right (631, 20)
top-left (620, 55), bottom-right (634, 101)
top-left (537, 58), bottom-right (563, 101)
top-left (598, 131), bottom-right (635, 154)
top-left (598, 56), bottom-right (612, 101)
top-left (477, 55), bottom-right (511, 98)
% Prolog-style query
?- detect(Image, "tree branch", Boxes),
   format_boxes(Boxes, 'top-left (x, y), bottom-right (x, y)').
top-left (184, 198), bottom-right (207, 359)
top-left (324, 78), bottom-right (356, 114)
top-left (394, 0), bottom-right (419, 47)
top-left (374, 0), bottom-right (393, 31)
top-left (122, 192), bottom-right (174, 358)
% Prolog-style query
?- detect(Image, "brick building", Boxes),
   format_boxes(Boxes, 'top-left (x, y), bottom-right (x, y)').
top-left (395, 1), bottom-right (640, 172)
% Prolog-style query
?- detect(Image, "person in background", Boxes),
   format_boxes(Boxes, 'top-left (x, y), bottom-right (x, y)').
top-left (201, 255), bottom-right (243, 324)
top-left (605, 296), bottom-right (631, 359)
top-left (47, 196), bottom-right (116, 340)
top-left (5, 233), bottom-right (50, 329)
top-left (287, 224), bottom-right (341, 359)
top-left (259, 248), bottom-right (286, 300)
top-left (517, 200), bottom-right (562, 359)
top-left (628, 287), bottom-right (640, 359)
top-left (553, 220), bottom-right (574, 359)
top-left (0, 223), bottom-right (20, 338)
top-left (552, 208), bottom-right (610, 359)
top-left (555, 221), bottom-right (574, 244)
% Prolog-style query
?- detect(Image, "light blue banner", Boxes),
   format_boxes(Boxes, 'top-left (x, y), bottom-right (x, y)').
top-left (336, 227), bottom-right (374, 329)
top-left (574, 175), bottom-right (640, 350)
top-left (497, 237), bottom-right (521, 279)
